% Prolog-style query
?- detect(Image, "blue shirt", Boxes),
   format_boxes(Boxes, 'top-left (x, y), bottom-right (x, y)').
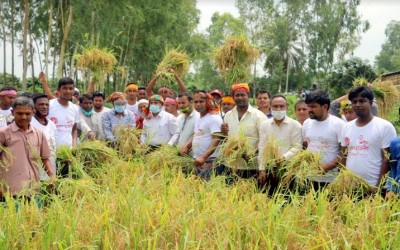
top-left (102, 109), bottom-right (136, 140)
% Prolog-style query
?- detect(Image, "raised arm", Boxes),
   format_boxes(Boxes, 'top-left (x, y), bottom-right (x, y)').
top-left (39, 72), bottom-right (56, 99)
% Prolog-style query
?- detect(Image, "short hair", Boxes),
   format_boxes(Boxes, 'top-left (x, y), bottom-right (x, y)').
top-left (271, 94), bottom-right (287, 103)
top-left (348, 86), bottom-right (374, 101)
top-left (178, 92), bottom-right (193, 101)
top-left (93, 91), bottom-right (105, 100)
top-left (32, 94), bottom-right (48, 104)
top-left (0, 86), bottom-right (17, 92)
top-left (79, 94), bottom-right (94, 103)
top-left (294, 100), bottom-right (306, 110)
top-left (19, 92), bottom-right (34, 98)
top-left (57, 77), bottom-right (74, 89)
top-left (305, 90), bottom-right (330, 109)
top-left (256, 90), bottom-right (271, 98)
top-left (138, 86), bottom-right (146, 91)
top-left (12, 96), bottom-right (34, 110)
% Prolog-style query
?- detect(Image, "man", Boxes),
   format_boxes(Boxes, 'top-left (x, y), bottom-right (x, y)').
top-left (303, 90), bottom-right (345, 188)
top-left (181, 91), bottom-right (223, 179)
top-left (222, 83), bottom-right (267, 180)
top-left (221, 96), bottom-right (235, 115)
top-left (141, 95), bottom-right (179, 148)
top-left (48, 77), bottom-right (80, 177)
top-left (92, 91), bottom-right (110, 140)
top-left (31, 94), bottom-right (57, 181)
top-left (258, 95), bottom-right (303, 191)
top-left (175, 93), bottom-right (199, 153)
top-left (146, 69), bottom-right (187, 99)
top-left (0, 86), bottom-right (17, 127)
top-left (210, 89), bottom-right (223, 105)
top-left (341, 86), bottom-right (396, 189)
top-left (294, 100), bottom-right (309, 125)
top-left (78, 94), bottom-right (97, 140)
top-left (136, 99), bottom-right (149, 129)
top-left (340, 100), bottom-right (357, 122)
top-left (0, 97), bottom-right (55, 199)
top-left (125, 82), bottom-right (140, 117)
top-left (164, 97), bottom-right (179, 117)
top-left (256, 90), bottom-right (272, 118)
top-left (138, 86), bottom-right (148, 100)
top-left (386, 137), bottom-right (400, 198)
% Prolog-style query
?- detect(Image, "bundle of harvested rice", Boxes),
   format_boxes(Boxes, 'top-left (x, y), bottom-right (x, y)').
top-left (281, 150), bottom-right (323, 188)
top-left (328, 167), bottom-right (373, 198)
top-left (261, 139), bottom-right (283, 175)
top-left (156, 48), bottom-right (190, 86)
top-left (372, 79), bottom-right (399, 119)
top-left (55, 145), bottom-right (87, 179)
top-left (145, 145), bottom-right (194, 172)
top-left (352, 77), bottom-right (369, 87)
top-left (219, 134), bottom-right (257, 172)
top-left (115, 126), bottom-right (148, 158)
top-left (73, 140), bottom-right (117, 170)
top-left (75, 46), bottom-right (117, 85)
top-left (213, 36), bottom-right (259, 84)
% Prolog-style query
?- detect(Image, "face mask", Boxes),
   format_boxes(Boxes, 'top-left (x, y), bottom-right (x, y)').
top-left (82, 108), bottom-right (94, 116)
top-left (114, 105), bottom-right (126, 113)
top-left (271, 110), bottom-right (286, 120)
top-left (149, 105), bottom-right (161, 114)
top-left (180, 106), bottom-right (191, 114)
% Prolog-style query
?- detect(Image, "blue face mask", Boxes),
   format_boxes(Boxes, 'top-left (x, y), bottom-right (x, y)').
top-left (82, 108), bottom-right (94, 116)
top-left (114, 105), bottom-right (126, 113)
top-left (149, 104), bottom-right (161, 114)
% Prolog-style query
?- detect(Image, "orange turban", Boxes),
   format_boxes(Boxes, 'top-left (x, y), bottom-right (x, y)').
top-left (125, 83), bottom-right (138, 93)
top-left (231, 83), bottom-right (250, 94)
top-left (221, 96), bottom-right (235, 104)
top-left (107, 92), bottom-right (125, 103)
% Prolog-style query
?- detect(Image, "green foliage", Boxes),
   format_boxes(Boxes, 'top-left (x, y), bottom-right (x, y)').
top-left (376, 20), bottom-right (400, 72)
top-left (0, 73), bottom-right (20, 88)
top-left (325, 57), bottom-right (376, 98)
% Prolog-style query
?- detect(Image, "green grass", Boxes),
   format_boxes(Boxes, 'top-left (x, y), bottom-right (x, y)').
top-left (0, 154), bottom-right (399, 249)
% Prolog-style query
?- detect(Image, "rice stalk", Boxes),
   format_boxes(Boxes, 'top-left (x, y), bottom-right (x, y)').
top-left (114, 126), bottom-right (148, 159)
top-left (212, 35), bottom-right (259, 85)
top-left (156, 48), bottom-right (190, 87)
top-left (261, 138), bottom-right (284, 176)
top-left (328, 167), bottom-right (373, 198)
top-left (372, 79), bottom-right (399, 119)
top-left (145, 145), bottom-right (194, 173)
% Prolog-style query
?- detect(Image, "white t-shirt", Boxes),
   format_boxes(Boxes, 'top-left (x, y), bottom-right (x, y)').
top-left (302, 115), bottom-right (345, 182)
top-left (0, 108), bottom-right (12, 128)
top-left (93, 107), bottom-right (110, 140)
top-left (126, 103), bottom-right (140, 117)
top-left (48, 99), bottom-right (80, 148)
top-left (192, 113), bottom-right (223, 159)
top-left (341, 117), bottom-right (396, 186)
top-left (31, 117), bottom-right (57, 180)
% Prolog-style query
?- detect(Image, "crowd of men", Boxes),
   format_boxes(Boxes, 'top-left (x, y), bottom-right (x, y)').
top-left (0, 72), bottom-right (399, 201)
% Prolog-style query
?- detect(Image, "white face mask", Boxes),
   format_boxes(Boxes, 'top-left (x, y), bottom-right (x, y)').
top-left (271, 110), bottom-right (286, 120)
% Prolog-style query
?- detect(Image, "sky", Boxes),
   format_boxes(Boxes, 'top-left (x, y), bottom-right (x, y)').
top-left (1, 0), bottom-right (399, 79)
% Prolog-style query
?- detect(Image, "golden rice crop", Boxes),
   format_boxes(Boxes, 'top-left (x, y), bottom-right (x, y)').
top-left (75, 47), bottom-right (117, 74)
top-left (372, 79), bottom-right (399, 119)
top-left (213, 36), bottom-right (259, 85)
top-left (73, 140), bottom-right (117, 170)
top-left (261, 138), bottom-right (283, 175)
top-left (219, 134), bottom-right (257, 172)
top-left (328, 167), bottom-right (373, 198)
top-left (0, 144), bottom-right (13, 172)
top-left (145, 145), bottom-right (194, 173)
top-left (281, 150), bottom-right (323, 188)
top-left (156, 48), bottom-right (190, 86)
top-left (114, 126), bottom-right (148, 159)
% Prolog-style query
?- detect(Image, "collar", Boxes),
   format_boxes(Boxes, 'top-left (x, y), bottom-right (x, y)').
top-left (273, 116), bottom-right (290, 125)
top-left (151, 110), bottom-right (165, 119)
top-left (114, 109), bottom-right (128, 116)
top-left (10, 121), bottom-right (34, 133)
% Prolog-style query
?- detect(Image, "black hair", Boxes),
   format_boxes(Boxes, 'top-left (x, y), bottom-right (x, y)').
top-left (256, 90), bottom-right (271, 99)
top-left (93, 91), bottom-right (105, 99)
top-left (348, 86), bottom-right (374, 101)
top-left (178, 92), bottom-right (193, 101)
top-left (0, 86), bottom-right (17, 92)
top-left (271, 94), bottom-right (287, 103)
top-left (57, 77), bottom-right (74, 89)
top-left (294, 100), bottom-right (306, 110)
top-left (138, 86), bottom-right (146, 91)
top-left (32, 94), bottom-right (48, 104)
top-left (79, 94), bottom-right (94, 103)
top-left (19, 92), bottom-right (34, 99)
top-left (305, 90), bottom-right (330, 110)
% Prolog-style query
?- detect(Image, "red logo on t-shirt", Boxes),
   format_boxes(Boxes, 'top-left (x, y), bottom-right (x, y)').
top-left (50, 117), bottom-right (58, 124)
top-left (65, 116), bottom-right (74, 125)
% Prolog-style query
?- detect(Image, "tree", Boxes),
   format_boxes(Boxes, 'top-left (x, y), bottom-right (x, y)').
top-left (325, 57), bottom-right (376, 97)
top-left (22, 0), bottom-right (29, 91)
top-left (375, 20), bottom-right (400, 72)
